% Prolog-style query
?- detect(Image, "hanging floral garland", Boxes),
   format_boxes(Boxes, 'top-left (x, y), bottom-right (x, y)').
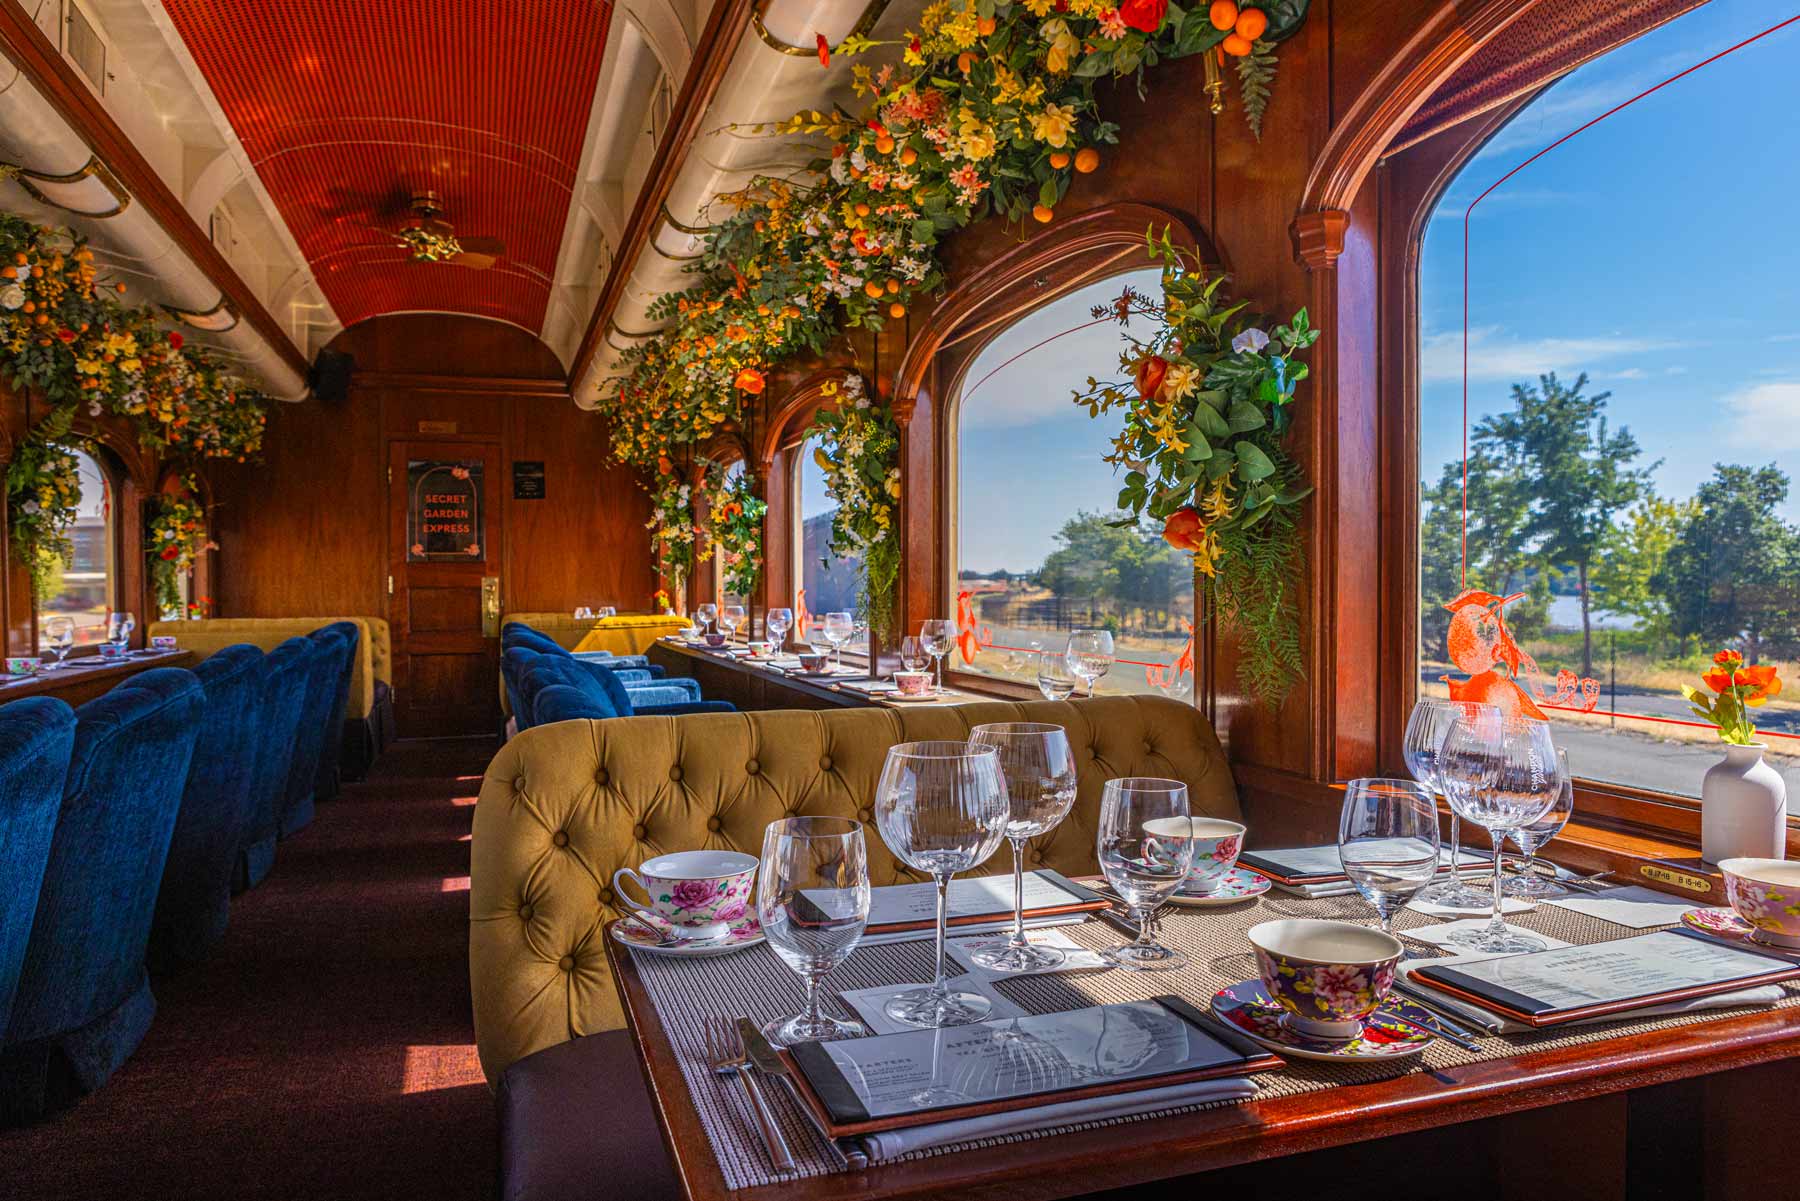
top-left (3, 405), bottom-right (84, 603)
top-left (706, 466), bottom-right (767, 598)
top-left (644, 466), bottom-right (703, 592)
top-left (1071, 229), bottom-right (1318, 705)
top-left (594, 0), bottom-right (1311, 474)
top-left (805, 373), bottom-right (902, 640)
top-left (146, 484), bottom-right (215, 617)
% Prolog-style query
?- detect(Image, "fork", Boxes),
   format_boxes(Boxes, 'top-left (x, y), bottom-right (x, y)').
top-left (704, 1017), bottom-right (795, 1171)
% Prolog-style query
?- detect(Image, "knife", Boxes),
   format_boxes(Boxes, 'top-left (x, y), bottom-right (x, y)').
top-left (736, 1019), bottom-right (867, 1171)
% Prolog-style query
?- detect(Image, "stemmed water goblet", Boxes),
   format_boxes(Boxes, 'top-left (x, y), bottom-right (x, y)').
top-left (872, 742), bottom-right (1010, 1028)
top-left (966, 723), bottom-right (1079, 973)
top-left (1505, 748), bottom-right (1575, 900)
top-left (819, 611), bottom-right (854, 667)
top-left (1035, 650), bottom-right (1079, 701)
top-left (1065, 629), bottom-right (1114, 697)
top-left (1338, 778), bottom-right (1442, 938)
top-left (720, 603), bottom-right (747, 642)
top-left (919, 619), bottom-right (953, 692)
top-left (898, 635), bottom-right (928, 675)
top-left (1405, 698), bottom-right (1496, 909)
top-left (1438, 709), bottom-right (1562, 954)
top-left (765, 607), bottom-right (793, 651)
top-left (1097, 778), bottom-right (1196, 971)
top-left (41, 615), bottom-right (75, 669)
top-left (695, 602), bottom-right (718, 636)
top-left (757, 816), bottom-right (871, 1046)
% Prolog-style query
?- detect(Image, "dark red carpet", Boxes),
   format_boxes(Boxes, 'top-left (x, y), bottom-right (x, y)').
top-left (2, 738), bottom-right (499, 1201)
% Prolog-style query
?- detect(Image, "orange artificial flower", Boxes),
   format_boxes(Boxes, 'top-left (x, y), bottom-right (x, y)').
top-left (733, 367), bottom-right (766, 394)
top-left (1702, 667), bottom-right (1732, 693)
top-left (1714, 649), bottom-right (1744, 666)
top-left (1162, 506), bottom-right (1206, 552)
top-left (1735, 664), bottom-right (1783, 706)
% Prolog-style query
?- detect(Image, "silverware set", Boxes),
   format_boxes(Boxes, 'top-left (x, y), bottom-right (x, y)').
top-left (705, 1016), bottom-right (868, 1172)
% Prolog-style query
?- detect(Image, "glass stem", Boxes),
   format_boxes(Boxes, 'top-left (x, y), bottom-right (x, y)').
top-left (1008, 839), bottom-right (1028, 949)
top-left (1487, 833), bottom-right (1509, 935)
top-left (803, 969), bottom-right (823, 1028)
top-left (1447, 813), bottom-right (1463, 882)
top-left (1134, 906), bottom-right (1156, 948)
top-left (930, 872), bottom-right (952, 999)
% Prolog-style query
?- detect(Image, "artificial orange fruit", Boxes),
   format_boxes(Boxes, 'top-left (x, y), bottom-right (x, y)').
top-left (900, 147), bottom-right (917, 165)
top-left (1235, 6), bottom-right (1268, 39)
top-left (885, 279), bottom-right (899, 293)
top-left (1209, 1), bottom-right (1239, 31)
top-left (957, 52), bottom-right (976, 74)
top-left (864, 280), bottom-right (885, 299)
top-left (1032, 204), bottom-right (1054, 223)
top-left (1049, 151), bottom-right (1071, 169)
top-left (854, 203), bottom-right (871, 216)
top-left (889, 302), bottom-right (906, 319)
top-left (875, 135), bottom-right (895, 154)
top-left (1074, 147), bottom-right (1100, 173)
top-left (977, 16), bottom-right (996, 34)
top-left (1223, 32), bottom-right (1253, 56)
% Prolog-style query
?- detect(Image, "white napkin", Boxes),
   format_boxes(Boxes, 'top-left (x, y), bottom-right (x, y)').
top-left (859, 1076), bottom-right (1259, 1162)
top-left (1406, 894), bottom-right (1535, 918)
top-left (1271, 880), bottom-right (1359, 898)
top-left (839, 976), bottom-right (1027, 1036)
top-left (1401, 918), bottom-right (1569, 953)
top-left (945, 929), bottom-right (1109, 976)
top-left (1545, 885), bottom-right (1702, 929)
top-left (856, 915), bottom-right (1086, 948)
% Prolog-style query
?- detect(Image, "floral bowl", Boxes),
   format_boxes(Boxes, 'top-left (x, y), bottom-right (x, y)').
top-left (1719, 858), bottom-right (1800, 948)
top-left (1245, 918), bottom-right (1403, 1039)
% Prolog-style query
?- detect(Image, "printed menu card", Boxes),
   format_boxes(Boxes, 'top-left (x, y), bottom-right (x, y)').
top-left (784, 997), bottom-right (1279, 1136)
top-left (1411, 929), bottom-right (1800, 1026)
top-left (854, 870), bottom-right (1109, 937)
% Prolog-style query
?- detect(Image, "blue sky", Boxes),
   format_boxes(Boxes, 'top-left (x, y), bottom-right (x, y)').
top-left (1421, 2), bottom-right (1800, 517)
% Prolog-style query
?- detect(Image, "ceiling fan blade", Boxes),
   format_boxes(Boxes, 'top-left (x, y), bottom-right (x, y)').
top-left (449, 251), bottom-right (497, 270)
top-left (458, 236), bottom-right (506, 256)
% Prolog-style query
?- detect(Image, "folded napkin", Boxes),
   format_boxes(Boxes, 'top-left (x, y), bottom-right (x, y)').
top-left (1396, 959), bottom-right (1785, 1035)
top-left (1271, 880), bottom-right (1359, 898)
top-left (1544, 886), bottom-right (1701, 930)
top-left (859, 1076), bottom-right (1258, 1163)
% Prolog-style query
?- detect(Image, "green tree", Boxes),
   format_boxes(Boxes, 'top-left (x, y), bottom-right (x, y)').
top-left (1475, 372), bottom-right (1654, 676)
top-left (1590, 494), bottom-right (1695, 650)
top-left (1418, 449), bottom-right (1547, 654)
top-left (1655, 464), bottom-right (1800, 662)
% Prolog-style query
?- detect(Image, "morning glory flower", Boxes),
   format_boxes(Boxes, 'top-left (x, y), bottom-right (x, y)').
top-left (1232, 327), bottom-right (1269, 354)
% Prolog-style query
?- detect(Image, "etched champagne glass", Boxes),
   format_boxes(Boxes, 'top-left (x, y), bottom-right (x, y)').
top-left (1406, 698), bottom-right (1497, 908)
top-left (720, 603), bottom-right (746, 642)
top-left (695, 602), bottom-right (718, 636)
top-left (873, 742), bottom-right (1009, 1028)
top-left (758, 816), bottom-right (870, 1046)
top-left (966, 723), bottom-right (1079, 973)
top-left (41, 615), bottom-right (75, 669)
top-left (821, 611), bottom-right (854, 667)
top-left (919, 619), bottom-right (954, 692)
top-left (765, 607), bottom-right (793, 651)
top-left (1439, 710), bottom-right (1560, 954)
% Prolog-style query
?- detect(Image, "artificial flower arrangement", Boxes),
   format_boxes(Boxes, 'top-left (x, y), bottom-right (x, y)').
top-left (707, 466), bottom-right (768, 598)
top-left (805, 373), bottom-right (902, 641)
top-left (395, 226), bottom-right (463, 263)
top-left (3, 407), bottom-right (85, 603)
top-left (1683, 650), bottom-right (1784, 745)
top-left (644, 464), bottom-right (702, 590)
top-left (1071, 227), bottom-right (1317, 704)
top-left (594, 0), bottom-right (1310, 477)
top-left (146, 485), bottom-right (216, 616)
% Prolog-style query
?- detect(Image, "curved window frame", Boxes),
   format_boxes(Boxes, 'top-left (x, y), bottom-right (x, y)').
top-left (34, 442), bottom-right (121, 657)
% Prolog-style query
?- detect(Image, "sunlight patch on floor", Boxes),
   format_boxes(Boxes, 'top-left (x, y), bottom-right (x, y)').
top-left (401, 1044), bottom-right (485, 1094)
top-left (441, 876), bottom-right (471, 893)
top-left (451, 794), bottom-right (479, 807)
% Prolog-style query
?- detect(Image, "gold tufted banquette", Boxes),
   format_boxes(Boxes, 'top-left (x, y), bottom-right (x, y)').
top-left (469, 695), bottom-right (1236, 1084)
top-left (147, 616), bottom-right (392, 723)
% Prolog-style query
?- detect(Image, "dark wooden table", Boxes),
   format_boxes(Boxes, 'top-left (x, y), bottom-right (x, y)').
top-left (0, 650), bottom-right (194, 708)
top-left (606, 919), bottom-right (1799, 1201)
top-left (648, 641), bottom-right (872, 712)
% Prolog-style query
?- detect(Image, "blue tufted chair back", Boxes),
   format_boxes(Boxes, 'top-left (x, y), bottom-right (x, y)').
top-left (309, 621), bottom-right (360, 804)
top-left (238, 638), bottom-right (311, 891)
top-left (149, 645), bottom-right (266, 969)
top-left (514, 653), bottom-right (638, 730)
top-left (2, 668), bottom-right (203, 1122)
top-left (501, 625), bottom-right (570, 659)
top-left (0, 698), bottom-right (76, 1042)
top-left (530, 683), bottom-right (617, 726)
top-left (500, 645), bottom-right (545, 728)
top-left (280, 629), bottom-right (346, 838)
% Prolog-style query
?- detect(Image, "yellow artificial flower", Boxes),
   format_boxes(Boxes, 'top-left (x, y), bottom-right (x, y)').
top-left (1023, 0), bottom-right (1054, 15)
top-left (1031, 103), bottom-right (1077, 148)
top-left (1160, 361), bottom-right (1199, 401)
top-left (1042, 20), bottom-right (1081, 74)
top-left (957, 116), bottom-right (997, 161)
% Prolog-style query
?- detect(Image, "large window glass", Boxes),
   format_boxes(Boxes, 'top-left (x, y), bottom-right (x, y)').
top-left (793, 433), bottom-right (860, 623)
top-left (37, 446), bottom-right (114, 651)
top-left (1418, 3), bottom-right (1800, 804)
top-left (952, 268), bottom-right (1195, 697)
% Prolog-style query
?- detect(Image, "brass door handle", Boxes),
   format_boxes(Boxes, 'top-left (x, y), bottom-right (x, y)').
top-left (481, 576), bottom-right (501, 637)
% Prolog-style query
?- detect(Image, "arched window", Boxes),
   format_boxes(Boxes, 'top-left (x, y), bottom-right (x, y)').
top-left (792, 433), bottom-right (860, 622)
top-left (948, 268), bottom-right (1195, 698)
top-left (714, 457), bottom-right (749, 612)
top-left (1415, 3), bottom-right (1799, 804)
top-left (37, 445), bottom-right (116, 652)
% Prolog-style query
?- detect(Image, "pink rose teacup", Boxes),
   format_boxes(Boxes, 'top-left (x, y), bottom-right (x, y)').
top-left (1176, 817), bottom-right (1247, 894)
top-left (612, 850), bottom-right (757, 941)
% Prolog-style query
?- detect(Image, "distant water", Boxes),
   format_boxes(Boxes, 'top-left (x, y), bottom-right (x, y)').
top-left (1546, 595), bottom-right (1635, 632)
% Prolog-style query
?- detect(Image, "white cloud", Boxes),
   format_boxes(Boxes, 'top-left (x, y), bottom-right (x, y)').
top-left (1420, 326), bottom-right (1675, 383)
top-left (1725, 381), bottom-right (1800, 452)
top-left (1429, 187), bottom-right (1585, 223)
top-left (1601, 368), bottom-right (1647, 380)
top-left (1768, 333), bottom-right (1800, 343)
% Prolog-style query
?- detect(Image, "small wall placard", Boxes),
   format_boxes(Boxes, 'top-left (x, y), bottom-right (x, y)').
top-left (513, 460), bottom-right (545, 500)
top-left (407, 460), bottom-right (483, 561)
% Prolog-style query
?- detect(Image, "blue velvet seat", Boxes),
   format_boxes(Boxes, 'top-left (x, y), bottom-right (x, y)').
top-left (522, 657), bottom-right (735, 727)
top-left (505, 648), bottom-right (713, 732)
top-left (310, 621), bottom-right (361, 804)
top-left (1, 669), bottom-right (203, 1124)
top-left (237, 638), bottom-right (311, 891)
top-left (280, 629), bottom-right (346, 839)
top-left (149, 645), bottom-right (266, 969)
top-left (0, 698), bottom-right (77, 1044)
top-left (500, 623), bottom-right (665, 677)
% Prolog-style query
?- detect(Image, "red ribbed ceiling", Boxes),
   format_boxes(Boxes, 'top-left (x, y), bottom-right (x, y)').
top-left (160, 0), bottom-right (614, 335)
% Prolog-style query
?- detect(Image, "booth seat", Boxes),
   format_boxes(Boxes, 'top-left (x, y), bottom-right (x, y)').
top-left (502, 648), bottom-right (704, 735)
top-left (280, 629), bottom-right (351, 839)
top-left (146, 616), bottom-right (393, 779)
top-left (0, 699), bottom-right (77, 1041)
top-left (468, 695), bottom-right (1237, 1085)
top-left (499, 623), bottom-right (687, 723)
top-left (2, 669), bottom-right (203, 1123)
top-left (500, 612), bottom-right (690, 656)
top-left (237, 638), bottom-right (312, 892)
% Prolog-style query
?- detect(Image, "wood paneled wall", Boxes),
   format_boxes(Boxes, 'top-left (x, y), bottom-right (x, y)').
top-left (206, 314), bottom-right (653, 623)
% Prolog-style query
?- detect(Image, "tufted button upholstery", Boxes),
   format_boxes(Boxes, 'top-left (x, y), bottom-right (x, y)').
top-left (668, 765), bottom-right (683, 782)
top-left (552, 830), bottom-right (569, 848)
top-left (818, 754), bottom-right (833, 771)
top-left (558, 955), bottom-right (575, 972)
top-left (470, 696), bottom-right (1237, 1086)
top-left (518, 904), bottom-right (534, 921)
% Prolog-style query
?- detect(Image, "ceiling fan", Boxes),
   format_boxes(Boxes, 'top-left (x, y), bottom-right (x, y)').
top-left (393, 191), bottom-right (505, 269)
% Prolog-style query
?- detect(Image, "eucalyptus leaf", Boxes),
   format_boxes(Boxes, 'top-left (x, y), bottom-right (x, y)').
top-left (1235, 441), bottom-right (1276, 480)
top-left (1226, 402), bottom-right (1266, 432)
top-left (1191, 405), bottom-right (1230, 439)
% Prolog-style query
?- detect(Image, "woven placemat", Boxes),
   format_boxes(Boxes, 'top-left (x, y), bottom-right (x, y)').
top-left (628, 892), bottom-right (1800, 1189)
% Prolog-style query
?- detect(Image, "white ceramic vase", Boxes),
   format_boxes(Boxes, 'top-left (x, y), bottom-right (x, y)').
top-left (1701, 743), bottom-right (1787, 865)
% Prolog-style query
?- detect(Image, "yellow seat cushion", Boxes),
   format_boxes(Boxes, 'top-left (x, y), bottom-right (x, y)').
top-left (468, 695), bottom-right (1236, 1085)
top-left (146, 617), bottom-right (391, 722)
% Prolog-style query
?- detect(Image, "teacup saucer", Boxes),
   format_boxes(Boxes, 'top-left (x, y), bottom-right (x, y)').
top-left (1675, 906), bottom-right (1800, 952)
top-left (1170, 866), bottom-right (1271, 908)
top-left (610, 913), bottom-right (764, 958)
top-left (885, 692), bottom-right (942, 703)
top-left (1209, 980), bottom-right (1433, 1062)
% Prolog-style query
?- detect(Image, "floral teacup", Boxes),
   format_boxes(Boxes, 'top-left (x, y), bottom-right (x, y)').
top-left (1720, 858), bottom-right (1800, 948)
top-left (893, 670), bottom-right (933, 697)
top-left (612, 850), bottom-right (757, 942)
top-left (1246, 918), bottom-right (1403, 1039)
top-left (151, 635), bottom-right (179, 651)
top-left (5, 656), bottom-right (40, 677)
top-left (1175, 817), bottom-right (1247, 894)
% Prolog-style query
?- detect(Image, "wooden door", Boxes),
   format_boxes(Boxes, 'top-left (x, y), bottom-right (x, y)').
top-left (389, 440), bottom-right (503, 736)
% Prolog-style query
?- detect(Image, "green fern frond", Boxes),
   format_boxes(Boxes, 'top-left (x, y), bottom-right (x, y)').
top-left (1236, 40), bottom-right (1278, 141)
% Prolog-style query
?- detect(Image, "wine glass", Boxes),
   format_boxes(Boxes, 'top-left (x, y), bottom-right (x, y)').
top-left (1439, 710), bottom-right (1561, 954)
top-left (820, 611), bottom-right (854, 667)
top-left (695, 602), bottom-right (718, 635)
top-left (766, 607), bottom-right (793, 650)
top-left (872, 742), bottom-right (1009, 1028)
top-left (1405, 698), bottom-right (1497, 909)
top-left (1035, 650), bottom-right (1079, 701)
top-left (574, 606), bottom-right (593, 620)
top-left (1506, 748), bottom-right (1575, 900)
top-left (599, 605), bottom-right (617, 619)
top-left (41, 615), bottom-right (74, 669)
top-left (1097, 778), bottom-right (1195, 971)
top-left (898, 635), bottom-right (928, 675)
top-left (106, 611), bottom-right (130, 649)
top-left (1065, 629), bottom-right (1114, 698)
top-left (919, 619), bottom-right (953, 692)
top-left (758, 816), bottom-right (870, 1046)
top-left (1338, 778), bottom-right (1441, 937)
top-left (720, 603), bottom-right (746, 641)
top-left (966, 723), bottom-right (1079, 973)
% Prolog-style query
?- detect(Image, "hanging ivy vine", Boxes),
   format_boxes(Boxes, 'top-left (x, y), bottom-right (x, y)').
top-left (805, 373), bottom-right (902, 642)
